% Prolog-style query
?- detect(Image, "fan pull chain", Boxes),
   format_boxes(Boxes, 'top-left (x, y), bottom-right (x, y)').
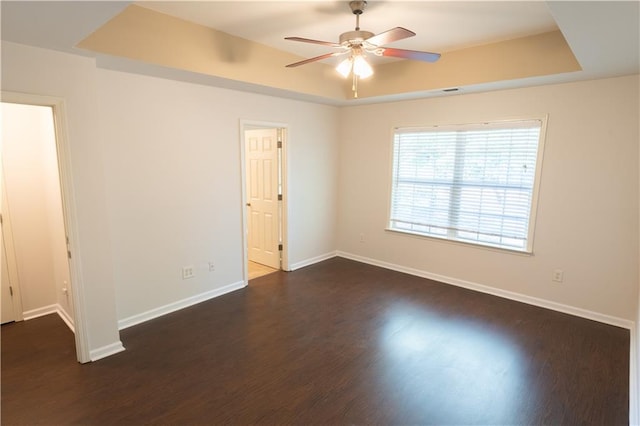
top-left (353, 74), bottom-right (359, 98)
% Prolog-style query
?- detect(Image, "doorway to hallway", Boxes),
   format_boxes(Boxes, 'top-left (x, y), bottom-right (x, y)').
top-left (1, 93), bottom-right (90, 363)
top-left (241, 122), bottom-right (288, 282)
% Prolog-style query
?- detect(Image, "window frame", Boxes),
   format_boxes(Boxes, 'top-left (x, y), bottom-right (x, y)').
top-left (385, 116), bottom-right (548, 254)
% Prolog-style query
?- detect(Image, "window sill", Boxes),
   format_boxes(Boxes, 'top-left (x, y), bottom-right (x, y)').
top-left (384, 228), bottom-right (534, 257)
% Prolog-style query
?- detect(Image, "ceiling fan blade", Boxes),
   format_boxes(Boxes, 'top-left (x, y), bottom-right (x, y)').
top-left (365, 27), bottom-right (415, 47)
top-left (380, 47), bottom-right (441, 63)
top-left (285, 37), bottom-right (342, 48)
top-left (286, 51), bottom-right (345, 68)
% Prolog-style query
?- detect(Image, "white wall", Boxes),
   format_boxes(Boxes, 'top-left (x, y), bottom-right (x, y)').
top-left (96, 68), bottom-right (339, 321)
top-left (338, 75), bottom-right (639, 321)
top-left (2, 41), bottom-right (121, 353)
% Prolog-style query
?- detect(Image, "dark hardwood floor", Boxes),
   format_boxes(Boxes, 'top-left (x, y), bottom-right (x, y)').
top-left (1, 258), bottom-right (629, 425)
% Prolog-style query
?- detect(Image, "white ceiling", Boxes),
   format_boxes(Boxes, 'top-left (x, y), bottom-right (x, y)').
top-left (1, 1), bottom-right (639, 104)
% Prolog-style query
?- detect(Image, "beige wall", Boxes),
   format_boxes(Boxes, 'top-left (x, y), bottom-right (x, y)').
top-left (337, 75), bottom-right (639, 321)
top-left (1, 102), bottom-right (72, 318)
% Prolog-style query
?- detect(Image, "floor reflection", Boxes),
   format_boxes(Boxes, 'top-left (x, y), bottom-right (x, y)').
top-left (376, 302), bottom-right (534, 424)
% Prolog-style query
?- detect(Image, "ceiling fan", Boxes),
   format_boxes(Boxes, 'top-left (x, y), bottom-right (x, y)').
top-left (285, 1), bottom-right (441, 98)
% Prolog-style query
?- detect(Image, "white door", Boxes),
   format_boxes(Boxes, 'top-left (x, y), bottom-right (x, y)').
top-left (246, 128), bottom-right (280, 269)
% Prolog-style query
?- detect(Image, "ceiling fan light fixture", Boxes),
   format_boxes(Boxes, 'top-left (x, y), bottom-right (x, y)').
top-left (285, 0), bottom-right (440, 99)
top-left (336, 57), bottom-right (353, 78)
top-left (353, 55), bottom-right (373, 78)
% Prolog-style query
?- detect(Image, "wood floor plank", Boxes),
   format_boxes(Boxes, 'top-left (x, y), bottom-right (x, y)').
top-left (1, 258), bottom-right (629, 424)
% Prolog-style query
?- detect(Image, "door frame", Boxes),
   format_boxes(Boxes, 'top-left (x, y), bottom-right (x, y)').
top-left (1, 91), bottom-right (90, 364)
top-left (239, 120), bottom-right (289, 283)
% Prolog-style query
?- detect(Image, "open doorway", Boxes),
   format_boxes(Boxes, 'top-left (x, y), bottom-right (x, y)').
top-left (1, 101), bottom-right (74, 325)
top-left (1, 95), bottom-right (89, 363)
top-left (241, 122), bottom-right (288, 282)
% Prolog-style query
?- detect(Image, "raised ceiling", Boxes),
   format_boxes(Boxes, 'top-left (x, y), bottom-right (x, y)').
top-left (2, 1), bottom-right (639, 105)
top-left (137, 1), bottom-right (559, 61)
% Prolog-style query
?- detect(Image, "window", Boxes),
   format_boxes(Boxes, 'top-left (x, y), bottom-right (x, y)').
top-left (389, 118), bottom-right (546, 252)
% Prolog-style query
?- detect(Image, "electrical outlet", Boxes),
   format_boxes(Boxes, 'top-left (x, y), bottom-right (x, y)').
top-left (182, 265), bottom-right (195, 280)
top-left (552, 269), bottom-right (564, 283)
top-left (208, 262), bottom-right (215, 272)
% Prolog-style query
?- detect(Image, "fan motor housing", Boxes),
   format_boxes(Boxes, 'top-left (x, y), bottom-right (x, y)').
top-left (349, 1), bottom-right (367, 15)
top-left (340, 30), bottom-right (374, 46)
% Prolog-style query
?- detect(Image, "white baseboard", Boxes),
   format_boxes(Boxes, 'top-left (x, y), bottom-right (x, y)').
top-left (90, 341), bottom-right (125, 362)
top-left (289, 251), bottom-right (338, 271)
top-left (56, 304), bottom-right (75, 333)
top-left (22, 304), bottom-right (58, 321)
top-left (336, 251), bottom-right (633, 330)
top-left (118, 280), bottom-right (246, 330)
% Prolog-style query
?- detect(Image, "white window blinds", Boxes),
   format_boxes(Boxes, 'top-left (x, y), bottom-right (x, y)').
top-left (389, 119), bottom-right (544, 252)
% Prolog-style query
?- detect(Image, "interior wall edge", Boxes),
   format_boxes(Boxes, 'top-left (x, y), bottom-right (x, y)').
top-left (335, 251), bottom-right (634, 329)
top-left (89, 341), bottom-right (125, 362)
